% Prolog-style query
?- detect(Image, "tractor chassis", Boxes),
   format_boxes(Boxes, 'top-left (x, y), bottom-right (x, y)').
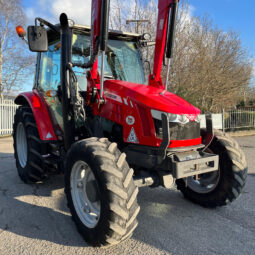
top-left (125, 146), bottom-right (219, 188)
top-left (124, 114), bottom-right (219, 188)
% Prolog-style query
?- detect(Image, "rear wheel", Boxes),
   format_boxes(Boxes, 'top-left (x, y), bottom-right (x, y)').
top-left (176, 130), bottom-right (247, 207)
top-left (65, 138), bottom-right (140, 247)
top-left (13, 106), bottom-right (47, 183)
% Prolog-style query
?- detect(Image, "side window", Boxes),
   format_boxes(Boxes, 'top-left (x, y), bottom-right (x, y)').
top-left (72, 33), bottom-right (90, 91)
top-left (38, 41), bottom-right (61, 92)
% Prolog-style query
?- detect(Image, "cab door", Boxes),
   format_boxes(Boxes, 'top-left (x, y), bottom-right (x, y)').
top-left (37, 39), bottom-right (64, 131)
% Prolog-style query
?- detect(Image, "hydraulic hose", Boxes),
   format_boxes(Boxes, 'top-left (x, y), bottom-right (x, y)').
top-left (72, 38), bottom-right (100, 69)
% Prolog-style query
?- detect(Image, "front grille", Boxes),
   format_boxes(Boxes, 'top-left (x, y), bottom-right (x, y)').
top-left (154, 119), bottom-right (200, 140)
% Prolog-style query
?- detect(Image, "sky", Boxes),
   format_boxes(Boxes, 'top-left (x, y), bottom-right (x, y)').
top-left (22, 0), bottom-right (255, 56)
top-left (21, 0), bottom-right (255, 88)
top-left (191, 0), bottom-right (255, 66)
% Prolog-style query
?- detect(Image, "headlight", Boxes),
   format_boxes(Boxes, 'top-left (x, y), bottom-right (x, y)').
top-left (151, 110), bottom-right (199, 124)
top-left (177, 115), bottom-right (189, 124)
top-left (195, 115), bottom-right (200, 123)
top-left (169, 114), bottom-right (177, 122)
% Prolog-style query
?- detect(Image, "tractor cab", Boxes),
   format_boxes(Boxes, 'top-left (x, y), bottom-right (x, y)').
top-left (36, 24), bottom-right (146, 132)
top-left (43, 25), bottom-right (146, 91)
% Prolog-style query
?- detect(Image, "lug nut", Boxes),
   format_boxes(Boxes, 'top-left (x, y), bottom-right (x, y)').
top-left (77, 181), bottom-right (83, 188)
top-left (83, 207), bottom-right (90, 213)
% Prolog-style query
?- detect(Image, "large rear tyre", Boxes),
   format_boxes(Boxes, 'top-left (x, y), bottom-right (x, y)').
top-left (65, 138), bottom-right (140, 247)
top-left (13, 106), bottom-right (47, 183)
top-left (176, 130), bottom-right (247, 207)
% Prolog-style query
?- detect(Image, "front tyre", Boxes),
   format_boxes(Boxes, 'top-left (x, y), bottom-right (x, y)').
top-left (65, 138), bottom-right (140, 247)
top-left (176, 130), bottom-right (247, 207)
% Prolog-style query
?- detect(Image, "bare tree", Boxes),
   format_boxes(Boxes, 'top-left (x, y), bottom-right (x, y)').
top-left (110, 0), bottom-right (157, 34)
top-left (169, 8), bottom-right (253, 111)
top-left (0, 0), bottom-right (34, 99)
top-left (110, 0), bottom-right (253, 112)
top-left (110, 0), bottom-right (158, 79)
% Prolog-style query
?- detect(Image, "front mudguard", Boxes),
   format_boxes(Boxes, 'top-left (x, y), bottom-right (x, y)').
top-left (15, 90), bottom-right (58, 141)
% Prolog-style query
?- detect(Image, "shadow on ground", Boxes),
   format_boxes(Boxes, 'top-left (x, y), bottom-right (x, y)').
top-left (0, 153), bottom-right (14, 158)
top-left (0, 151), bottom-right (254, 254)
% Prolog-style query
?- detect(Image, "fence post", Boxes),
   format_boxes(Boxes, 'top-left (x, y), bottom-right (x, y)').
top-left (222, 108), bottom-right (225, 133)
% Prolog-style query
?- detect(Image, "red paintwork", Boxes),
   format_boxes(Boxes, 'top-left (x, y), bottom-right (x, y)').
top-left (149, 0), bottom-right (180, 88)
top-left (15, 0), bottom-right (201, 149)
top-left (98, 80), bottom-right (201, 147)
top-left (91, 0), bottom-right (102, 79)
top-left (88, 0), bottom-right (201, 148)
top-left (104, 81), bottom-right (200, 114)
top-left (15, 90), bottom-right (57, 141)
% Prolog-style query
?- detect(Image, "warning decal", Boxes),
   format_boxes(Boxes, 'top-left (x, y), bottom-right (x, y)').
top-left (46, 132), bottom-right (53, 139)
top-left (127, 127), bottom-right (139, 143)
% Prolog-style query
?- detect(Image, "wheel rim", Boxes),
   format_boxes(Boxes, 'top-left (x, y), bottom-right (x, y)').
top-left (187, 149), bottom-right (220, 194)
top-left (70, 160), bottom-right (101, 228)
top-left (187, 170), bottom-right (220, 193)
top-left (16, 122), bottom-right (28, 168)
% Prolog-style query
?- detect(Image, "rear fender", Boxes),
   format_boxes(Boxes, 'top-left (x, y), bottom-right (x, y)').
top-left (15, 90), bottom-right (58, 141)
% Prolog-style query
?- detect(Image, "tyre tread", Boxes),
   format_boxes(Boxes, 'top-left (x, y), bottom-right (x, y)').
top-left (13, 106), bottom-right (47, 183)
top-left (65, 137), bottom-right (139, 247)
top-left (176, 129), bottom-right (247, 207)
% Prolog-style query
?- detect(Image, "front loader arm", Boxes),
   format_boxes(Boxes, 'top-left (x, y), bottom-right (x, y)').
top-left (149, 0), bottom-right (179, 88)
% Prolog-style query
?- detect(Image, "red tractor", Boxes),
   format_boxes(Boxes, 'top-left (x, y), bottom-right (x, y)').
top-left (14, 0), bottom-right (247, 247)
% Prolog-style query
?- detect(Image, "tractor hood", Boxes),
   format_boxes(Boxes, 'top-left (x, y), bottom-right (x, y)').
top-left (104, 80), bottom-right (200, 115)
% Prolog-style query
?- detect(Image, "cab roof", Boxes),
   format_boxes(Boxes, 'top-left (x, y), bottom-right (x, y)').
top-left (72, 24), bottom-right (141, 40)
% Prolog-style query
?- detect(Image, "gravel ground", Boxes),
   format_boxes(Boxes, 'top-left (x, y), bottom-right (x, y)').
top-left (0, 136), bottom-right (254, 255)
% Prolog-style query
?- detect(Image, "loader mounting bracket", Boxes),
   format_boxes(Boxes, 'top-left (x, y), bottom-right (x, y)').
top-left (202, 113), bottom-right (214, 152)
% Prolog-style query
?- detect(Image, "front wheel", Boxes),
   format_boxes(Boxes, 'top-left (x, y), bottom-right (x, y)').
top-left (176, 130), bottom-right (247, 207)
top-left (65, 138), bottom-right (140, 247)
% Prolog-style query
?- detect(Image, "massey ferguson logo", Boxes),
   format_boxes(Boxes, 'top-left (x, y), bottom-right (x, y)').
top-left (186, 114), bottom-right (197, 121)
top-left (126, 116), bottom-right (135, 125)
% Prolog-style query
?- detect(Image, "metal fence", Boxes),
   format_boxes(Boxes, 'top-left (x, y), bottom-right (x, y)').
top-left (201, 109), bottom-right (255, 131)
top-left (223, 108), bottom-right (255, 131)
top-left (0, 99), bottom-right (18, 136)
top-left (1, 98), bottom-right (255, 136)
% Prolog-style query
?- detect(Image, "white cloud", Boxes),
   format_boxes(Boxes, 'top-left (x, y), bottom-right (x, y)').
top-left (51, 0), bottom-right (91, 25)
top-left (25, 0), bottom-right (91, 26)
top-left (25, 0), bottom-right (195, 30)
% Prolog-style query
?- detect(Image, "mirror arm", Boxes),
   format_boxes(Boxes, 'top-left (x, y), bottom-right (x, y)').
top-left (35, 17), bottom-right (60, 33)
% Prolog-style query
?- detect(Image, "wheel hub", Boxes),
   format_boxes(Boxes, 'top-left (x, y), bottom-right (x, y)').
top-left (16, 122), bottom-right (28, 168)
top-left (187, 169), bottom-right (220, 193)
top-left (70, 161), bottom-right (101, 228)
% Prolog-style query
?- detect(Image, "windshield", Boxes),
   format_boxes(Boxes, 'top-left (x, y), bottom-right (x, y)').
top-left (72, 31), bottom-right (145, 91)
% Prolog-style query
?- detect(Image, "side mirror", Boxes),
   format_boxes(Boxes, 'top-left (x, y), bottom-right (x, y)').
top-left (27, 26), bottom-right (48, 52)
